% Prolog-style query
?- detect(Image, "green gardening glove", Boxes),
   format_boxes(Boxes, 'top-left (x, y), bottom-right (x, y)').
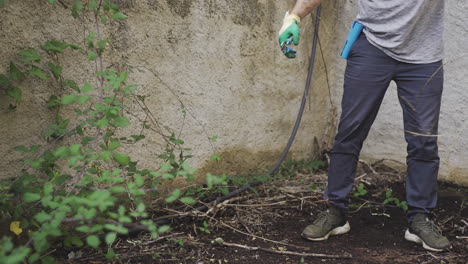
top-left (278, 12), bottom-right (301, 58)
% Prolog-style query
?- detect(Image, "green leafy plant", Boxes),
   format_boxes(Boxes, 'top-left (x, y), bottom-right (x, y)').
top-left (198, 221), bottom-right (211, 234)
top-left (353, 183), bottom-right (368, 197)
top-left (383, 188), bottom-right (408, 212)
top-left (278, 158), bottom-right (326, 178)
top-left (0, 1), bottom-right (213, 263)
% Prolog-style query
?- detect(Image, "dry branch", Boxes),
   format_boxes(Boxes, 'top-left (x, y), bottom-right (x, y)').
top-left (211, 238), bottom-right (352, 259)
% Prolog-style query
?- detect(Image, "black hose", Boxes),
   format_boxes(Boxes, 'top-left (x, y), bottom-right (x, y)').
top-left (128, 5), bottom-right (322, 234)
top-left (194, 5), bottom-right (322, 212)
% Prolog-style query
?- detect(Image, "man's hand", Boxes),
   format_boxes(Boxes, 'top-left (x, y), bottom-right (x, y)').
top-left (278, 0), bottom-right (321, 58)
top-left (278, 12), bottom-right (301, 58)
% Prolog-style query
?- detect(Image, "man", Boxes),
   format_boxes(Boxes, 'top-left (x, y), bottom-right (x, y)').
top-left (278, 0), bottom-right (450, 252)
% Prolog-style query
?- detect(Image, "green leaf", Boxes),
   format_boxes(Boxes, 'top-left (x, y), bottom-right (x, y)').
top-left (29, 66), bottom-right (48, 80)
top-left (6, 246), bottom-right (31, 263)
top-left (70, 144), bottom-right (81, 155)
top-left (113, 153), bottom-right (130, 166)
top-left (86, 33), bottom-right (97, 48)
top-left (108, 141), bottom-right (120, 151)
top-left (112, 12), bottom-right (127, 20)
top-left (34, 211), bottom-right (51, 223)
top-left (0, 0), bottom-right (4, 7)
top-left (86, 235), bottom-right (100, 248)
top-left (134, 174), bottom-right (144, 187)
top-left (385, 188), bottom-right (393, 199)
top-left (180, 197), bottom-right (196, 205)
top-left (100, 151), bottom-right (111, 162)
top-left (6, 87), bottom-right (22, 104)
top-left (100, 15), bottom-right (108, 23)
top-left (103, 224), bottom-right (128, 234)
top-left (210, 154), bottom-right (221, 161)
top-left (64, 80), bottom-right (80, 92)
top-left (69, 43), bottom-right (80, 50)
top-left (399, 201), bottom-right (408, 212)
top-left (78, 95), bottom-right (91, 104)
top-left (89, 0), bottom-right (98, 11)
top-left (106, 248), bottom-right (116, 260)
top-left (96, 118), bottom-right (109, 129)
top-left (88, 50), bottom-right (97, 61)
top-left (42, 40), bottom-right (69, 53)
top-left (29, 253), bottom-right (41, 263)
top-left (54, 146), bottom-right (69, 158)
top-left (19, 48), bottom-right (41, 62)
top-left (24, 192), bottom-right (41, 202)
top-left (72, 0), bottom-right (84, 17)
top-left (69, 236), bottom-right (83, 247)
top-left (0, 74), bottom-right (10, 87)
top-left (170, 138), bottom-right (184, 145)
top-left (9, 62), bottom-right (25, 80)
top-left (48, 62), bottom-right (62, 79)
top-left (14, 146), bottom-right (29, 152)
top-left (165, 189), bottom-right (181, 203)
top-left (131, 135), bottom-right (145, 142)
top-left (160, 162), bottom-right (171, 171)
top-left (48, 0), bottom-right (56, 4)
top-left (113, 116), bottom-right (129, 127)
top-left (82, 83), bottom-right (93, 93)
top-left (47, 95), bottom-right (60, 107)
top-left (158, 225), bottom-right (170, 233)
top-left (105, 232), bottom-right (117, 245)
top-left (109, 186), bottom-right (125, 193)
top-left (61, 94), bottom-right (79, 105)
top-left (97, 39), bottom-right (108, 49)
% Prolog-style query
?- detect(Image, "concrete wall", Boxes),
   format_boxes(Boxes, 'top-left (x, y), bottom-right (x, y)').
top-left (0, 0), bottom-right (338, 179)
top-left (328, 0), bottom-right (468, 185)
top-left (0, 0), bottom-right (466, 186)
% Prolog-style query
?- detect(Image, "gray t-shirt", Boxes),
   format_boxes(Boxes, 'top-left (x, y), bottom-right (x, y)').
top-left (357, 0), bottom-right (445, 64)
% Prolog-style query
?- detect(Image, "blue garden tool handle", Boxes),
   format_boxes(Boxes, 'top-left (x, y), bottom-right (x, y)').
top-left (340, 20), bottom-right (364, 59)
top-left (281, 36), bottom-right (297, 57)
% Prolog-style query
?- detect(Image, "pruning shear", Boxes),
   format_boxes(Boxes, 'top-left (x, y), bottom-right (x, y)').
top-left (280, 36), bottom-right (297, 58)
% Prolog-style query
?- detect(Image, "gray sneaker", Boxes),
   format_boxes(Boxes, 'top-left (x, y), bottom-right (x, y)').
top-left (302, 204), bottom-right (350, 241)
top-left (405, 213), bottom-right (451, 252)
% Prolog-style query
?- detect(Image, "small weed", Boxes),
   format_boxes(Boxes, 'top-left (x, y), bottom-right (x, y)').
top-left (199, 221), bottom-right (211, 234)
top-left (383, 188), bottom-right (408, 212)
top-left (279, 159), bottom-right (326, 178)
top-left (353, 183), bottom-right (368, 197)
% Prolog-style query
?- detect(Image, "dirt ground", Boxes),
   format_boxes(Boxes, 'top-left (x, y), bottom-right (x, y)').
top-left (60, 161), bottom-right (467, 264)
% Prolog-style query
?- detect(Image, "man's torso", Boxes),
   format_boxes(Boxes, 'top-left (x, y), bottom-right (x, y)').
top-left (357, 0), bottom-right (445, 64)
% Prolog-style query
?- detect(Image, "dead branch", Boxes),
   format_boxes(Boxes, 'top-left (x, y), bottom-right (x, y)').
top-left (211, 238), bottom-right (352, 259)
top-left (219, 221), bottom-right (309, 250)
top-left (359, 159), bottom-right (377, 174)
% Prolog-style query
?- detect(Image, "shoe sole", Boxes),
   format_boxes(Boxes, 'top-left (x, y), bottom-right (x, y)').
top-left (302, 221), bottom-right (350, 241)
top-left (404, 230), bottom-right (448, 252)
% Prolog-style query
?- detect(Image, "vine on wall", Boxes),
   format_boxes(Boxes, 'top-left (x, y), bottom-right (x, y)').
top-left (0, 1), bottom-right (225, 263)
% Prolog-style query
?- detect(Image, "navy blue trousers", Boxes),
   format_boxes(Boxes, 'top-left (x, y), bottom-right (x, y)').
top-left (324, 34), bottom-right (443, 221)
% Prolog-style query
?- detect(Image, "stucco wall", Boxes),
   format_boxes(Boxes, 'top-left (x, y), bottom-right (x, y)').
top-left (1, 0), bottom-right (466, 186)
top-left (0, 0), bottom-right (338, 179)
top-left (328, 0), bottom-right (468, 185)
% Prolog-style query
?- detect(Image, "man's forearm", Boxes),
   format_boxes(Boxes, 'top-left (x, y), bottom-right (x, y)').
top-left (291, 0), bottom-right (321, 19)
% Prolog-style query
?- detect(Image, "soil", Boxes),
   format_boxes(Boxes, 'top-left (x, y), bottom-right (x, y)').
top-left (59, 165), bottom-right (467, 264)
